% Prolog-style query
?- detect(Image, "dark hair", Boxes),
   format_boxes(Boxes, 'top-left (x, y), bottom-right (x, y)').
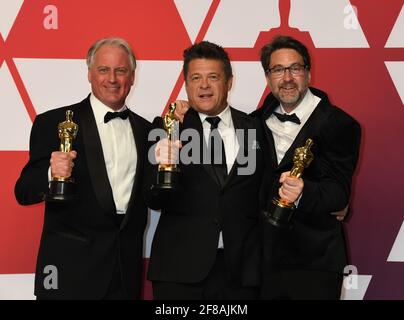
top-left (260, 35), bottom-right (311, 73)
top-left (183, 41), bottom-right (233, 81)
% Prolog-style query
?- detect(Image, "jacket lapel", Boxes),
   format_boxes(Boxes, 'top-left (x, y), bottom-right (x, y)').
top-left (261, 96), bottom-right (281, 168)
top-left (222, 107), bottom-right (249, 188)
top-left (76, 98), bottom-right (116, 218)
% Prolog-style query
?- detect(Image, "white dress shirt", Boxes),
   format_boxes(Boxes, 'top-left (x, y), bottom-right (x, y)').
top-left (266, 89), bottom-right (321, 164)
top-left (199, 105), bottom-right (239, 174)
top-left (90, 94), bottom-right (137, 215)
top-left (198, 105), bottom-right (239, 249)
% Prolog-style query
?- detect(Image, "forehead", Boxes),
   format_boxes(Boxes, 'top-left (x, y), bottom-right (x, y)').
top-left (269, 48), bottom-right (304, 66)
top-left (187, 58), bottom-right (224, 74)
top-left (93, 45), bottom-right (129, 64)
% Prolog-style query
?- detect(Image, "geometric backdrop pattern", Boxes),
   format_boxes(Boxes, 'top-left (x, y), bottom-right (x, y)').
top-left (1, 0), bottom-right (404, 299)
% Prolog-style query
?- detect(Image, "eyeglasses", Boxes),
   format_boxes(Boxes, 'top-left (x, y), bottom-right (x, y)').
top-left (266, 63), bottom-right (307, 78)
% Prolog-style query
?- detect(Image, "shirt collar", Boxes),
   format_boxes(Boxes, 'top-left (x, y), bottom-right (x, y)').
top-left (277, 89), bottom-right (319, 121)
top-left (90, 93), bottom-right (127, 125)
top-left (198, 105), bottom-right (231, 128)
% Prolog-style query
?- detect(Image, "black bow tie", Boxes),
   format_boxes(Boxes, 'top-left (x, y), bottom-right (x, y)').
top-left (272, 111), bottom-right (301, 124)
top-left (104, 109), bottom-right (129, 123)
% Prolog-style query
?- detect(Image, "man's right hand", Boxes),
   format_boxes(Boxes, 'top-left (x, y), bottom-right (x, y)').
top-left (50, 151), bottom-right (77, 178)
top-left (173, 100), bottom-right (190, 123)
top-left (155, 139), bottom-right (182, 165)
top-left (278, 171), bottom-right (304, 203)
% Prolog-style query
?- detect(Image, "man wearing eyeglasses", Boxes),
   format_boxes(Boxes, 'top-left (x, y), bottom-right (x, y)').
top-left (253, 35), bottom-right (361, 299)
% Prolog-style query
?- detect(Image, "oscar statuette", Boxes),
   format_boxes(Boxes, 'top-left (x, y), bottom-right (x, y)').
top-left (263, 138), bottom-right (314, 228)
top-left (44, 110), bottom-right (78, 202)
top-left (154, 102), bottom-right (180, 190)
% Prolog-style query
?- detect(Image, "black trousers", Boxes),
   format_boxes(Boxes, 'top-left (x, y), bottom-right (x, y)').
top-left (260, 269), bottom-right (343, 300)
top-left (152, 249), bottom-right (259, 300)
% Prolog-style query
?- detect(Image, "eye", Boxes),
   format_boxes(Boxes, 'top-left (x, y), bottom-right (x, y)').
top-left (98, 67), bottom-right (109, 74)
top-left (190, 75), bottom-right (201, 82)
top-left (115, 68), bottom-right (128, 75)
top-left (271, 67), bottom-right (284, 74)
top-left (208, 74), bottom-right (219, 81)
top-left (290, 64), bottom-right (302, 72)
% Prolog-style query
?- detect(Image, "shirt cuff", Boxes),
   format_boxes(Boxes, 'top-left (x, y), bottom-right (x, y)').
top-left (48, 166), bottom-right (52, 182)
top-left (295, 193), bottom-right (303, 208)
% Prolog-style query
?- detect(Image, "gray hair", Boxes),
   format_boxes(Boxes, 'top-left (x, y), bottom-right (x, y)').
top-left (86, 37), bottom-right (137, 71)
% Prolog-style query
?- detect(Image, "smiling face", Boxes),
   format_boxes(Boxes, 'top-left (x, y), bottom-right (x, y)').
top-left (87, 44), bottom-right (134, 110)
top-left (185, 58), bottom-right (232, 116)
top-left (266, 48), bottom-right (311, 113)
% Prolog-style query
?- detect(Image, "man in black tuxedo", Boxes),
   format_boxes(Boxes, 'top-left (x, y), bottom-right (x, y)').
top-left (253, 36), bottom-right (361, 299)
top-left (14, 38), bottom-right (151, 299)
top-left (146, 41), bottom-right (303, 300)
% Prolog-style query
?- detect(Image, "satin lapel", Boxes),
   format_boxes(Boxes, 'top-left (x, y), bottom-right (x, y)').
top-left (185, 109), bottom-right (221, 187)
top-left (261, 100), bottom-right (280, 168)
top-left (121, 112), bottom-right (146, 229)
top-left (277, 102), bottom-right (327, 171)
top-left (76, 99), bottom-right (116, 217)
top-left (222, 108), bottom-right (245, 188)
top-left (263, 117), bottom-right (278, 168)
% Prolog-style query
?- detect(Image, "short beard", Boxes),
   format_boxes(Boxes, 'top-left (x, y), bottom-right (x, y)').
top-left (277, 87), bottom-right (308, 111)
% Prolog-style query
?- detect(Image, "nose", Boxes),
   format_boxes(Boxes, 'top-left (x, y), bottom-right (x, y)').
top-left (200, 76), bottom-right (210, 88)
top-left (108, 71), bottom-right (117, 82)
top-left (282, 68), bottom-right (293, 81)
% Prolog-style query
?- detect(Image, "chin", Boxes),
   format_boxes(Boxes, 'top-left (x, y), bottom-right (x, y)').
top-left (105, 101), bottom-right (122, 109)
top-left (280, 95), bottom-right (299, 104)
top-left (194, 105), bottom-right (213, 113)
top-left (283, 98), bottom-right (298, 104)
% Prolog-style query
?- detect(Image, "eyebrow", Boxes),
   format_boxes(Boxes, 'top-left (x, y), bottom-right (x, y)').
top-left (96, 66), bottom-right (128, 70)
top-left (269, 62), bottom-right (303, 68)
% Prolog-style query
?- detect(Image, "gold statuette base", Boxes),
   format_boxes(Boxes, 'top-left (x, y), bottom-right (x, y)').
top-left (262, 197), bottom-right (296, 229)
top-left (153, 165), bottom-right (180, 191)
top-left (44, 179), bottom-right (76, 202)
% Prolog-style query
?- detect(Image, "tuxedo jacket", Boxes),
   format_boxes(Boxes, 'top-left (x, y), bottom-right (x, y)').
top-left (146, 107), bottom-right (265, 287)
top-left (15, 96), bottom-right (151, 299)
top-left (251, 87), bottom-right (361, 274)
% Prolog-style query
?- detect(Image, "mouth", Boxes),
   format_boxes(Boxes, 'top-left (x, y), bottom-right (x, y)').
top-left (280, 85), bottom-right (297, 93)
top-left (198, 93), bottom-right (214, 100)
top-left (105, 86), bottom-right (120, 93)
